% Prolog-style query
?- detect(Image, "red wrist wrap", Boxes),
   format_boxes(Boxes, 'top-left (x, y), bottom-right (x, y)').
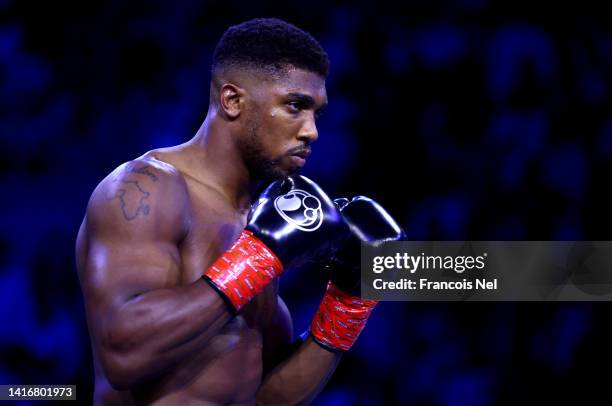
top-left (203, 230), bottom-right (283, 311)
top-left (310, 281), bottom-right (378, 351)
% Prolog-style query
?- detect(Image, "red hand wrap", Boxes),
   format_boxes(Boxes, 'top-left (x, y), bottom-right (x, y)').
top-left (310, 281), bottom-right (378, 351)
top-left (203, 230), bottom-right (283, 311)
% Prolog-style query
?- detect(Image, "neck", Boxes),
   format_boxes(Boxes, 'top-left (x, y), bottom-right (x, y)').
top-left (183, 112), bottom-right (261, 213)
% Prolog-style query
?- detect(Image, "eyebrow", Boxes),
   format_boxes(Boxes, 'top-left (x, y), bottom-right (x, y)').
top-left (287, 92), bottom-right (328, 111)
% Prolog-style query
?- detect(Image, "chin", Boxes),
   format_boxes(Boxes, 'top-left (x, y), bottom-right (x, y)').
top-left (285, 164), bottom-right (303, 177)
top-left (250, 156), bottom-right (301, 182)
top-left (256, 166), bottom-right (291, 183)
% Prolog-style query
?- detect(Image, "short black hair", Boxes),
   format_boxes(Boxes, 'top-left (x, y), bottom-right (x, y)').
top-left (212, 18), bottom-right (329, 78)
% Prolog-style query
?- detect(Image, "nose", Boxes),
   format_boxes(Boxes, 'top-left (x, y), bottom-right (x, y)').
top-left (297, 114), bottom-right (318, 143)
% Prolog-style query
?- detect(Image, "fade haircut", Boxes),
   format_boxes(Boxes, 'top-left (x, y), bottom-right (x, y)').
top-left (211, 18), bottom-right (329, 79)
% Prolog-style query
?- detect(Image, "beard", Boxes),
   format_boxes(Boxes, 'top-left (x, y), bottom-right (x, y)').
top-left (239, 116), bottom-right (297, 183)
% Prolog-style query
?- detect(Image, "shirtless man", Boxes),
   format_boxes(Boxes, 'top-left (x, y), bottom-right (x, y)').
top-left (76, 18), bottom-right (403, 405)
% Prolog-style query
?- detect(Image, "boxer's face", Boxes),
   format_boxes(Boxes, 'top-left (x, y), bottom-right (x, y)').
top-left (240, 67), bottom-right (327, 181)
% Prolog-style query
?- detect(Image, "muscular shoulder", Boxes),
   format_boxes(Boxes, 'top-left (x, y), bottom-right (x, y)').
top-left (86, 156), bottom-right (190, 242)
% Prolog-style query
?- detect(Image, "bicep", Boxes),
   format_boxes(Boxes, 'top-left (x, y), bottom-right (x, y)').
top-left (83, 237), bottom-right (180, 309)
top-left (79, 165), bottom-right (188, 334)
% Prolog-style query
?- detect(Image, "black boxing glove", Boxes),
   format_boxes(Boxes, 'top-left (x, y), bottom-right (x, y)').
top-left (246, 176), bottom-right (346, 268)
top-left (330, 196), bottom-right (406, 294)
top-left (309, 196), bottom-right (405, 351)
top-left (203, 176), bottom-right (345, 311)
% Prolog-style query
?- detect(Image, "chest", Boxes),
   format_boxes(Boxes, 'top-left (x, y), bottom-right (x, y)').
top-left (179, 188), bottom-right (278, 328)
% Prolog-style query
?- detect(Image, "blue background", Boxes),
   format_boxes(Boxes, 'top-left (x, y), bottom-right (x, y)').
top-left (1, 0), bottom-right (611, 404)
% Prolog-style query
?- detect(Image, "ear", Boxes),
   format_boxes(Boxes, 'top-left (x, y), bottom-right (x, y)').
top-left (219, 83), bottom-right (245, 119)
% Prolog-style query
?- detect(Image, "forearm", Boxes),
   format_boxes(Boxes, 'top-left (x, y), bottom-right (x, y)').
top-left (98, 279), bottom-right (231, 387)
top-left (256, 336), bottom-right (341, 406)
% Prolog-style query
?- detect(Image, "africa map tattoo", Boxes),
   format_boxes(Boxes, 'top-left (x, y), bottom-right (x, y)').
top-left (112, 180), bottom-right (151, 221)
top-left (128, 165), bottom-right (158, 182)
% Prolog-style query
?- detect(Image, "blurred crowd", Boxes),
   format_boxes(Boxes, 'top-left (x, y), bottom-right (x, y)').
top-left (1, 1), bottom-right (611, 404)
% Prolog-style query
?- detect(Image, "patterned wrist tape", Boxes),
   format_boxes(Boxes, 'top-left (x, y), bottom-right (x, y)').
top-left (311, 281), bottom-right (378, 351)
top-left (204, 230), bottom-right (283, 311)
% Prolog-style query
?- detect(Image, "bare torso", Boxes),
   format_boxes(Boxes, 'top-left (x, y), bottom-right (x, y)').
top-left (76, 149), bottom-right (287, 405)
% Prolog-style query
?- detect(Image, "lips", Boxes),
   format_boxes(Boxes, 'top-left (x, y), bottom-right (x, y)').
top-left (290, 155), bottom-right (306, 167)
top-left (288, 148), bottom-right (310, 167)
top-left (290, 148), bottom-right (311, 160)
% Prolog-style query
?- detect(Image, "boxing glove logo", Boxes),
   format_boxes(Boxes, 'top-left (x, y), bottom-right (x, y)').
top-left (274, 189), bottom-right (323, 232)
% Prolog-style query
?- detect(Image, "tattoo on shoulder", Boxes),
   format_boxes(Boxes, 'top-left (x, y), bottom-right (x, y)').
top-left (109, 180), bottom-right (151, 221)
top-left (128, 165), bottom-right (159, 182)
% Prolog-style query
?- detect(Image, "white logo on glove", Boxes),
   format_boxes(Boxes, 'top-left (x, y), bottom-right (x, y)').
top-left (274, 189), bottom-right (323, 232)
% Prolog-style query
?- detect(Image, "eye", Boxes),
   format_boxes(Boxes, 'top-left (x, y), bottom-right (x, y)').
top-left (287, 101), bottom-right (303, 113)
